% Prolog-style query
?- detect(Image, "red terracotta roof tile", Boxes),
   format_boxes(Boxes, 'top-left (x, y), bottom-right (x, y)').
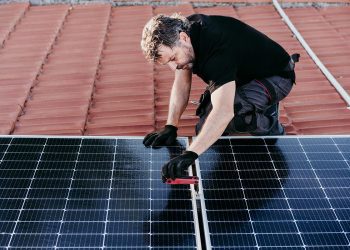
top-left (154, 4), bottom-right (194, 16)
top-left (14, 124), bottom-right (86, 135)
top-left (12, 5), bottom-right (110, 135)
top-left (0, 4), bottom-right (69, 134)
top-left (318, 6), bottom-right (350, 40)
top-left (281, 0), bottom-right (350, 2)
top-left (0, 3), bottom-right (28, 46)
top-left (285, 7), bottom-right (350, 94)
top-left (0, 3), bottom-right (349, 136)
top-left (113, 0), bottom-right (348, 2)
top-left (193, 0), bottom-right (270, 2)
top-left (85, 5), bottom-right (155, 136)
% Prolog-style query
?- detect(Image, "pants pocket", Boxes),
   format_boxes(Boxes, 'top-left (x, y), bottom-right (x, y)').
top-left (195, 90), bottom-right (212, 135)
top-left (195, 90), bottom-right (211, 117)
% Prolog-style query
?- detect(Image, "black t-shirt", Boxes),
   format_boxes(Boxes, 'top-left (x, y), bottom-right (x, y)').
top-left (188, 14), bottom-right (291, 90)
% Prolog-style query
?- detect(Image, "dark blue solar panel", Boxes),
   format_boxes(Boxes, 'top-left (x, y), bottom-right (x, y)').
top-left (2, 136), bottom-right (350, 249)
top-left (198, 137), bottom-right (350, 249)
top-left (0, 137), bottom-right (199, 249)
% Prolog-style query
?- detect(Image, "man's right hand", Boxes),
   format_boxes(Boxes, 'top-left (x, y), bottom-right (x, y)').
top-left (143, 125), bottom-right (178, 147)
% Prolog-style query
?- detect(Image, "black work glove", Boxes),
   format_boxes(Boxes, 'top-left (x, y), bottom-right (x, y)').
top-left (143, 125), bottom-right (178, 147)
top-left (162, 151), bottom-right (198, 181)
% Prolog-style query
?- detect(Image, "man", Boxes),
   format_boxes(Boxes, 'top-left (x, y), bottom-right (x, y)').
top-left (140, 13), bottom-right (299, 181)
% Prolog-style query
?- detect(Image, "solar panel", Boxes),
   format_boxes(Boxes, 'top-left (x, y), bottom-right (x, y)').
top-left (0, 136), bottom-right (201, 249)
top-left (2, 135), bottom-right (350, 249)
top-left (196, 136), bottom-right (350, 250)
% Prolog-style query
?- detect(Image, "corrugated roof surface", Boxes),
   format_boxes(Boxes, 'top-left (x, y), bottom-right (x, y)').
top-left (0, 3), bottom-right (349, 136)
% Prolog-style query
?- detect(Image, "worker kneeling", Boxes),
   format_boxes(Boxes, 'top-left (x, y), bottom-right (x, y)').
top-left (140, 13), bottom-right (299, 181)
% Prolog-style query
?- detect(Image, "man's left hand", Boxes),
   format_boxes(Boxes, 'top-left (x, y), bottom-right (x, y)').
top-left (162, 151), bottom-right (198, 181)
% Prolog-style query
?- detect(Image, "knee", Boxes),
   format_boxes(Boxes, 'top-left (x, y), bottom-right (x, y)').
top-left (232, 113), bottom-right (257, 133)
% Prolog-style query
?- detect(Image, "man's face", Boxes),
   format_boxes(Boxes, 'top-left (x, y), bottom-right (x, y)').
top-left (157, 32), bottom-right (195, 71)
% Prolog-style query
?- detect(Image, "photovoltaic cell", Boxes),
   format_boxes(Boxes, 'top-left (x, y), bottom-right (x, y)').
top-left (2, 135), bottom-right (350, 249)
top-left (197, 136), bottom-right (350, 249)
top-left (0, 137), bottom-right (199, 249)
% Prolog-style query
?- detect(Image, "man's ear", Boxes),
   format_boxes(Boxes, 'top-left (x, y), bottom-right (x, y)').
top-left (179, 32), bottom-right (189, 42)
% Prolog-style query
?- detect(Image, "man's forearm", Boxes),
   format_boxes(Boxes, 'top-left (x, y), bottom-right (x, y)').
top-left (166, 81), bottom-right (191, 127)
top-left (167, 101), bottom-right (188, 127)
top-left (188, 109), bottom-right (234, 155)
top-left (188, 81), bottom-right (236, 155)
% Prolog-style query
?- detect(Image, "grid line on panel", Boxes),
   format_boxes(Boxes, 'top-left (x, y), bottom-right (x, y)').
top-left (206, 219), bottom-right (348, 223)
top-left (6, 138), bottom-right (48, 249)
top-left (198, 167), bottom-right (350, 171)
top-left (3, 232), bottom-right (198, 236)
top-left (102, 139), bottom-right (117, 249)
top-left (5, 232), bottom-right (350, 236)
top-left (298, 138), bottom-right (350, 246)
top-left (149, 144), bottom-right (152, 249)
top-left (0, 206), bottom-right (348, 212)
top-left (0, 137), bottom-right (197, 249)
top-left (1, 160), bottom-right (146, 163)
top-left (0, 220), bottom-right (204, 224)
top-left (53, 139), bottom-right (83, 249)
top-left (0, 208), bottom-right (198, 213)
top-left (202, 187), bottom-right (350, 192)
top-left (188, 197), bottom-right (348, 202)
top-left (0, 178), bottom-right (156, 181)
top-left (263, 139), bottom-right (306, 249)
top-left (228, 140), bottom-right (259, 248)
top-left (1, 187), bottom-right (201, 191)
top-left (200, 177), bottom-right (350, 180)
top-left (331, 137), bottom-right (350, 177)
top-left (0, 138), bottom-right (13, 164)
top-left (3, 151), bottom-right (158, 156)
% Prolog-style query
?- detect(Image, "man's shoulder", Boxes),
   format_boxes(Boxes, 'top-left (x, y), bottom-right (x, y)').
top-left (186, 13), bottom-right (206, 22)
top-left (187, 14), bottom-right (238, 23)
top-left (187, 14), bottom-right (242, 33)
top-left (187, 14), bottom-right (210, 23)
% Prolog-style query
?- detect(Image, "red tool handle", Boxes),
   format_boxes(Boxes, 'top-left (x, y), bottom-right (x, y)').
top-left (165, 176), bottom-right (199, 185)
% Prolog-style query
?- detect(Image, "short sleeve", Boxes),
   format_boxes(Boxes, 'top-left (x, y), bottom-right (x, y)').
top-left (202, 49), bottom-right (237, 92)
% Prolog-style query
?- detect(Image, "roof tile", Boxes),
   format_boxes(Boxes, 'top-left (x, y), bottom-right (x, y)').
top-left (85, 5), bottom-right (155, 136)
top-left (0, 3), bottom-right (28, 46)
top-left (12, 5), bottom-right (110, 135)
top-left (0, 4), bottom-right (69, 135)
top-left (0, 3), bottom-right (348, 136)
top-left (285, 6), bottom-right (350, 99)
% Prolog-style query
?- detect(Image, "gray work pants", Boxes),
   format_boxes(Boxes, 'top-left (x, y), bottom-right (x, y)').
top-left (195, 75), bottom-right (294, 136)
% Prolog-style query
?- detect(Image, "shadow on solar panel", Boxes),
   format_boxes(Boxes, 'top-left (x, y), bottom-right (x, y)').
top-left (2, 136), bottom-right (350, 249)
top-left (0, 137), bottom-right (200, 249)
top-left (200, 140), bottom-right (289, 210)
top-left (198, 137), bottom-right (350, 249)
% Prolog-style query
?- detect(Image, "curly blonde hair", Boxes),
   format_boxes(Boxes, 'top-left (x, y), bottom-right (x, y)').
top-left (141, 13), bottom-right (191, 62)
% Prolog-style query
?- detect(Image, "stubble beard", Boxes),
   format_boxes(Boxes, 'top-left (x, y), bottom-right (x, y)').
top-left (181, 44), bottom-right (195, 70)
